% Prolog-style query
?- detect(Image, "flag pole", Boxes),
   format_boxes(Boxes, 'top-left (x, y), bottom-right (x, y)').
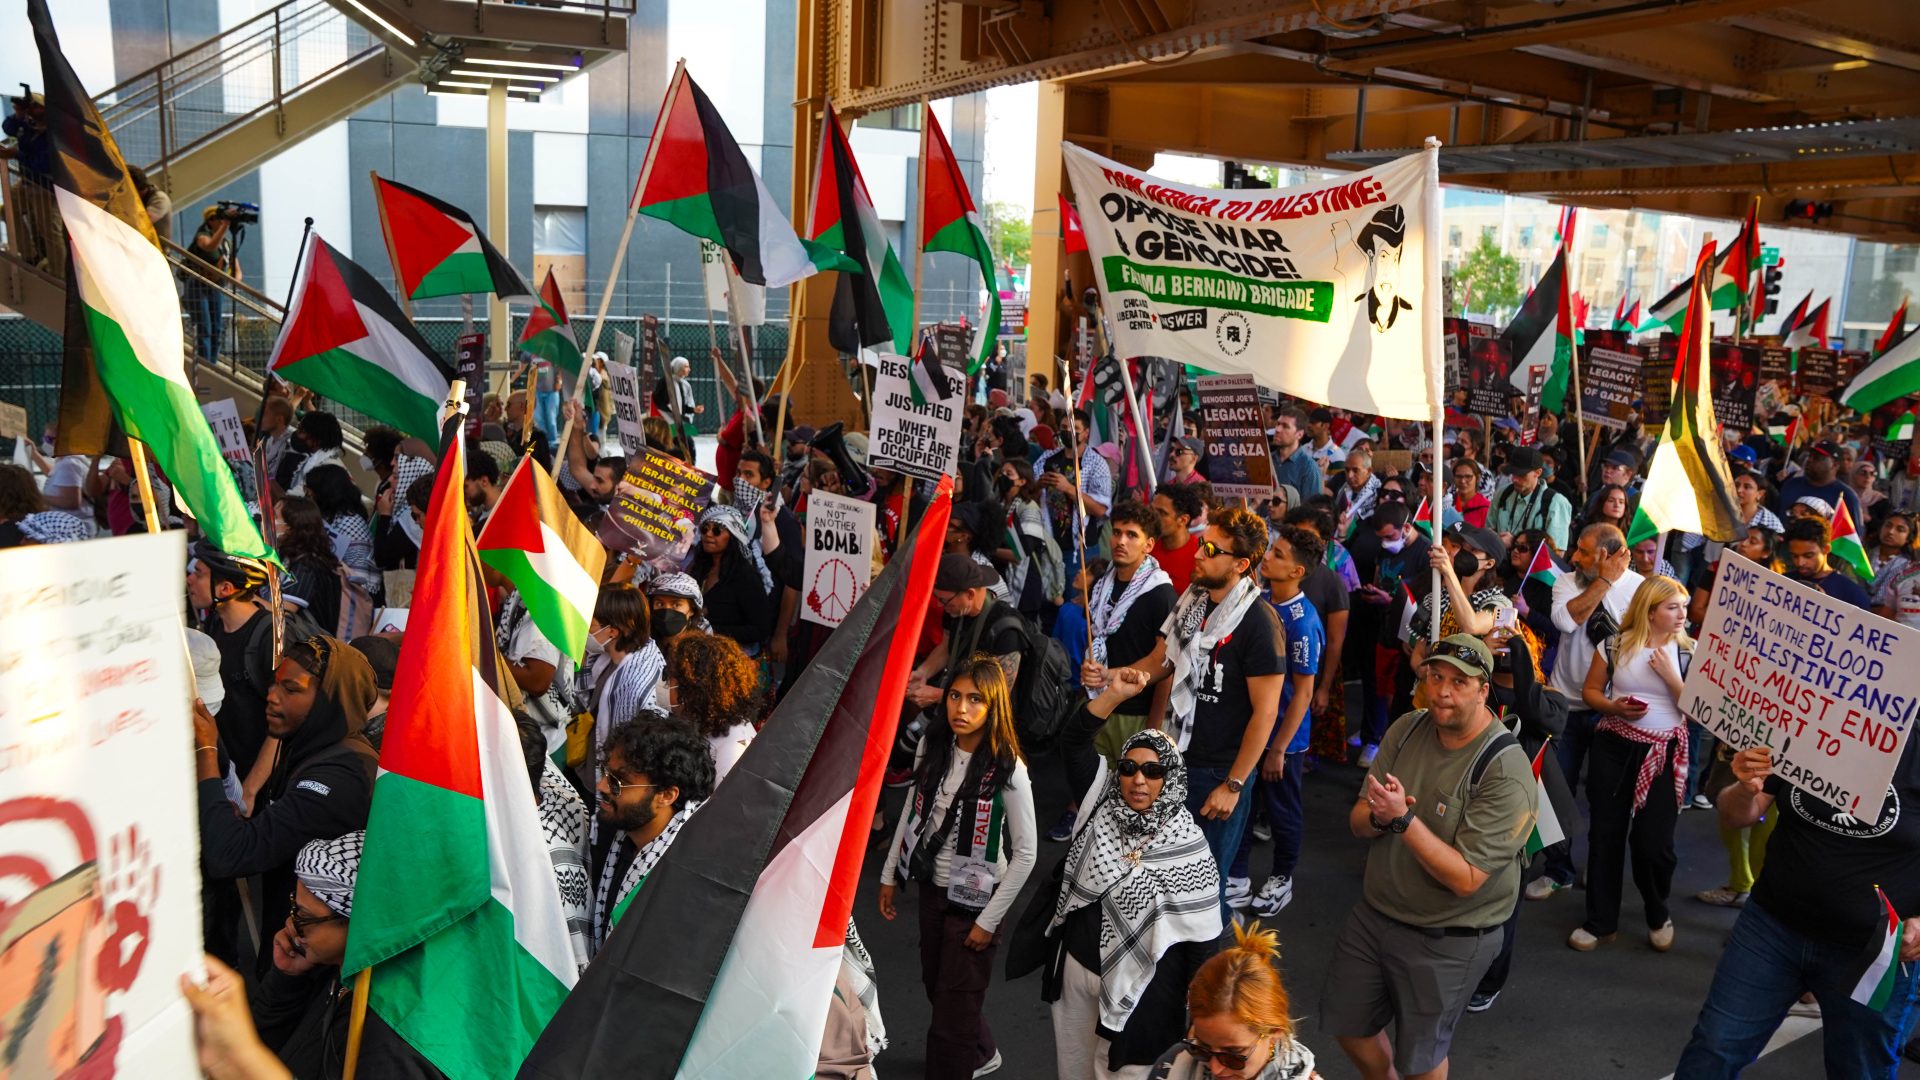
top-left (254, 216), bottom-right (313, 530)
top-left (342, 967), bottom-right (372, 1080)
top-left (551, 58), bottom-right (685, 476)
top-left (1062, 342), bottom-right (1094, 658)
top-left (1424, 137), bottom-right (1447, 647)
top-left (895, 98), bottom-right (931, 551)
top-left (127, 438), bottom-right (163, 536)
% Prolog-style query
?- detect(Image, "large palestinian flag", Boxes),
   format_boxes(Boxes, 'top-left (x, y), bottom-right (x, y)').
top-left (809, 101), bottom-right (915, 356)
top-left (517, 267), bottom-right (585, 374)
top-left (921, 106), bottom-right (1002, 373)
top-left (1710, 203), bottom-right (1760, 314)
top-left (1843, 321), bottom-right (1920, 414)
top-left (1637, 241), bottom-right (1745, 542)
top-left (269, 233), bottom-right (452, 443)
top-left (635, 64), bottom-right (832, 289)
top-left (476, 456), bottom-right (606, 662)
top-left (1502, 247), bottom-right (1573, 412)
top-left (374, 173), bottom-right (532, 301)
top-left (345, 434), bottom-right (576, 1079)
top-left (30, 0), bottom-right (271, 561)
top-left (519, 479), bottom-right (955, 1079)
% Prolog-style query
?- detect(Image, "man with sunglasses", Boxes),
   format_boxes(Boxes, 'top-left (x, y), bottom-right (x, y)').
top-left (1322, 633), bottom-right (1535, 1080)
top-left (591, 717), bottom-right (715, 955)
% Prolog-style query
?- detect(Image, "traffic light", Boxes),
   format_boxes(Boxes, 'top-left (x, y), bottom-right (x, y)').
top-left (1223, 161), bottom-right (1271, 190)
top-left (1783, 199), bottom-right (1834, 223)
top-left (1763, 265), bottom-right (1784, 316)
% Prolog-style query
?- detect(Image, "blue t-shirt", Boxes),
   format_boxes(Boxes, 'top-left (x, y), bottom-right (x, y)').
top-left (1268, 591), bottom-right (1324, 754)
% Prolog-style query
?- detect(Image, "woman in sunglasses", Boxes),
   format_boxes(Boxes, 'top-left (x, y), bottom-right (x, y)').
top-left (689, 504), bottom-right (775, 654)
top-left (1148, 921), bottom-right (1319, 1079)
top-left (1045, 724), bottom-right (1225, 1078)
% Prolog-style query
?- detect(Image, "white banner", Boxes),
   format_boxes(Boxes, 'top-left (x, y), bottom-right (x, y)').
top-left (800, 491), bottom-right (876, 628)
top-left (701, 239), bottom-right (766, 327)
top-left (868, 351), bottom-right (963, 483)
top-left (201, 398), bottom-right (248, 461)
top-left (1061, 142), bottom-right (1441, 420)
top-left (1681, 552), bottom-right (1919, 822)
top-left (603, 358), bottom-right (647, 459)
top-left (0, 531), bottom-right (201, 1077)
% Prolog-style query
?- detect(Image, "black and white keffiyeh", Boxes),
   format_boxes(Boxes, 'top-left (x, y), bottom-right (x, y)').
top-left (1049, 730), bottom-right (1221, 1030)
top-left (1162, 576), bottom-right (1261, 751)
top-left (294, 829), bottom-right (365, 918)
top-left (537, 760), bottom-right (592, 974)
top-left (592, 800), bottom-right (701, 951)
top-left (841, 919), bottom-right (888, 1056)
top-left (698, 503), bottom-right (774, 594)
top-left (1087, 556), bottom-right (1173, 689)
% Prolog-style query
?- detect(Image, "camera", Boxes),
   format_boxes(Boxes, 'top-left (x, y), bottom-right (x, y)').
top-left (217, 200), bottom-right (260, 224)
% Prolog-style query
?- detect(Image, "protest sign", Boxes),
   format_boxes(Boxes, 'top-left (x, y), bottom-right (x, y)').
top-left (1194, 373), bottom-right (1274, 500)
top-left (1466, 337), bottom-right (1512, 418)
top-left (1443, 317), bottom-right (1468, 395)
top-left (0, 531), bottom-right (201, 1077)
top-left (701, 238), bottom-right (766, 326)
top-left (638, 314), bottom-right (660, 402)
top-left (604, 358), bottom-right (648, 459)
top-left (594, 448), bottom-right (718, 569)
top-left (1709, 343), bottom-right (1760, 434)
top-left (1680, 552), bottom-right (1919, 822)
top-left (1758, 345), bottom-right (1793, 388)
top-left (1840, 349), bottom-right (1870, 389)
top-left (371, 608), bottom-right (409, 633)
top-left (1579, 334), bottom-right (1642, 430)
top-left (800, 491), bottom-right (876, 629)
top-left (1799, 348), bottom-right (1839, 398)
top-left (869, 351), bottom-right (964, 482)
top-left (200, 398), bottom-right (248, 461)
top-left (0, 399), bottom-right (25, 441)
top-left (1061, 142), bottom-right (1440, 420)
top-left (455, 332), bottom-right (486, 439)
top-left (1643, 337), bottom-right (1675, 426)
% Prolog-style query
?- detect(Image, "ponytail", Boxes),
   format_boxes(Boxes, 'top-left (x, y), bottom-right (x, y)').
top-left (1186, 919), bottom-right (1295, 1041)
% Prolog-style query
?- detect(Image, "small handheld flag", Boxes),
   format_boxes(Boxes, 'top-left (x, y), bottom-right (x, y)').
top-left (1850, 885), bottom-right (1905, 1010)
top-left (1524, 741), bottom-right (1565, 858)
top-left (1829, 497), bottom-right (1875, 585)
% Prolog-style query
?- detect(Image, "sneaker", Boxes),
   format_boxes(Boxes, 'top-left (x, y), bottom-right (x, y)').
top-left (1690, 793), bottom-right (1714, 810)
top-left (1567, 928), bottom-right (1615, 951)
top-left (972, 1049), bottom-right (1003, 1078)
top-left (1224, 877), bottom-right (1252, 909)
top-left (1525, 877), bottom-right (1570, 901)
top-left (1046, 809), bottom-right (1078, 843)
top-left (1694, 886), bottom-right (1749, 908)
top-left (1250, 875), bottom-right (1294, 917)
top-left (883, 766), bottom-right (913, 789)
top-left (1251, 819), bottom-right (1273, 842)
top-left (1788, 995), bottom-right (1821, 1020)
top-left (1357, 743), bottom-right (1380, 768)
top-left (1348, 733), bottom-right (1363, 749)
top-left (1650, 920), bottom-right (1675, 952)
top-left (1466, 989), bottom-right (1500, 1013)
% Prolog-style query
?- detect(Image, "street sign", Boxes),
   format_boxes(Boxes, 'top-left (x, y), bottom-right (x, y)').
top-left (1761, 246), bottom-right (1780, 267)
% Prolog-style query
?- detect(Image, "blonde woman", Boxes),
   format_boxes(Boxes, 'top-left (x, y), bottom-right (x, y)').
top-left (1573, 575), bottom-right (1694, 953)
top-left (1148, 921), bottom-right (1319, 1078)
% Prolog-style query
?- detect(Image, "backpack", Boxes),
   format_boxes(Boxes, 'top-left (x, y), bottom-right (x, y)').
top-left (242, 603), bottom-right (331, 695)
top-left (1384, 710), bottom-right (1522, 795)
top-left (947, 600), bottom-right (1077, 751)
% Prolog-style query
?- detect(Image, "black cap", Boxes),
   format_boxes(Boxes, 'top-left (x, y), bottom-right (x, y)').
top-left (935, 552), bottom-right (1002, 592)
top-left (1604, 448), bottom-right (1639, 469)
top-left (1504, 446), bottom-right (1545, 475)
top-left (1454, 526), bottom-right (1507, 566)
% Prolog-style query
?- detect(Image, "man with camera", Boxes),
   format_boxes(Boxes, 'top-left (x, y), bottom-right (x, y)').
top-left (188, 201), bottom-right (254, 363)
top-left (3, 89), bottom-right (53, 268)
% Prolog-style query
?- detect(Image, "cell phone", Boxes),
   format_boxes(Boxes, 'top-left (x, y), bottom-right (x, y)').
top-left (1621, 696), bottom-right (1648, 710)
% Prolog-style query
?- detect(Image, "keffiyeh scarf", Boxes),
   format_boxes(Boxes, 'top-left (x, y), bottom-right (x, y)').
top-left (294, 829), bottom-right (365, 918)
top-left (593, 800), bottom-right (701, 950)
top-left (698, 503), bottom-right (774, 594)
top-left (1087, 557), bottom-right (1173, 690)
top-left (1049, 730), bottom-right (1221, 1029)
top-left (1163, 577), bottom-right (1261, 751)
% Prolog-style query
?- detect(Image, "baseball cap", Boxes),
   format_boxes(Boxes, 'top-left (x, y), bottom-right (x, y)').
top-left (1454, 526), bottom-right (1507, 566)
top-left (1604, 448), bottom-right (1639, 469)
top-left (935, 552), bottom-right (1001, 592)
top-left (786, 425), bottom-right (817, 446)
top-left (1422, 634), bottom-right (1494, 679)
top-left (1504, 446), bottom-right (1545, 475)
top-left (1729, 444), bottom-right (1758, 464)
top-left (1169, 436), bottom-right (1201, 456)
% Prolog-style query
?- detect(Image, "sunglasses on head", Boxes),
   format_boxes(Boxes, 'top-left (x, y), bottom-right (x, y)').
top-left (1116, 759), bottom-right (1167, 780)
top-left (1182, 1034), bottom-right (1269, 1071)
top-left (1434, 641), bottom-right (1491, 675)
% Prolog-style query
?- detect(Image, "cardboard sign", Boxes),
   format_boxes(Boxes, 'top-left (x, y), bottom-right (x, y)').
top-left (594, 448), bottom-right (718, 569)
top-left (868, 350), bottom-right (964, 483)
top-left (1709, 342), bottom-right (1760, 434)
top-left (1466, 337), bottom-right (1512, 418)
top-left (1758, 345), bottom-right (1793, 387)
top-left (0, 531), bottom-right (202, 1077)
top-left (1643, 337), bottom-right (1675, 427)
top-left (1579, 341), bottom-right (1644, 430)
top-left (1799, 348), bottom-right (1840, 398)
top-left (0, 399), bottom-right (26, 441)
top-left (603, 358), bottom-right (648, 460)
top-left (1680, 553), bottom-right (1919, 822)
top-left (637, 316), bottom-right (659, 412)
top-left (1443, 317), bottom-right (1469, 396)
top-left (800, 491), bottom-right (876, 629)
top-left (1194, 373), bottom-right (1275, 500)
top-left (371, 608), bottom-right (408, 633)
top-left (381, 569), bottom-right (415, 609)
top-left (455, 332), bottom-right (487, 440)
top-left (200, 398), bottom-right (248, 461)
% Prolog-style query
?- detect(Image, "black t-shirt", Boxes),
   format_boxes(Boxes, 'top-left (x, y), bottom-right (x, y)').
top-left (1753, 744), bottom-right (1920, 947)
top-left (205, 607), bottom-right (271, 773)
top-left (1301, 563), bottom-right (1350, 630)
top-left (1185, 600), bottom-right (1286, 770)
top-left (1097, 576), bottom-right (1177, 717)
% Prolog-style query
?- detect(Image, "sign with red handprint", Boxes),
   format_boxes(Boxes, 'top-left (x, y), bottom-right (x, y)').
top-left (801, 492), bottom-right (876, 629)
top-left (0, 532), bottom-right (200, 1077)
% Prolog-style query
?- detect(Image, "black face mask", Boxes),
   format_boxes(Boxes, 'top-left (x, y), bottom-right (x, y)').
top-left (994, 476), bottom-right (1016, 500)
top-left (652, 609), bottom-right (690, 638)
top-left (1452, 550), bottom-right (1482, 580)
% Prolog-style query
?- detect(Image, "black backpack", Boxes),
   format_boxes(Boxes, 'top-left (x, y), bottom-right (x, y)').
top-left (948, 601), bottom-right (1077, 751)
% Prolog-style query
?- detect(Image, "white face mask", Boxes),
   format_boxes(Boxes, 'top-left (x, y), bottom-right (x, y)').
top-left (584, 629), bottom-right (608, 657)
top-left (1380, 535), bottom-right (1407, 553)
top-left (359, 454), bottom-right (375, 473)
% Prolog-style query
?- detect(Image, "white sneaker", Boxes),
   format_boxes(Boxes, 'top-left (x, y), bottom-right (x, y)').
top-left (972, 1049), bottom-right (1003, 1077)
top-left (1251, 875), bottom-right (1294, 917)
top-left (1224, 876), bottom-right (1252, 909)
top-left (1357, 743), bottom-right (1380, 768)
top-left (1251, 819), bottom-right (1273, 842)
top-left (1525, 877), bottom-right (1570, 901)
top-left (1348, 733), bottom-right (1363, 749)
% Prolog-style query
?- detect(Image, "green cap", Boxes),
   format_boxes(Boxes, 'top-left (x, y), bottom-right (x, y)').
top-left (1423, 633), bottom-right (1494, 679)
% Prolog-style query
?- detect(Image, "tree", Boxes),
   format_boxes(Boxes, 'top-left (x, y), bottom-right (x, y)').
top-left (983, 201), bottom-right (1031, 269)
top-left (1452, 232), bottom-right (1522, 316)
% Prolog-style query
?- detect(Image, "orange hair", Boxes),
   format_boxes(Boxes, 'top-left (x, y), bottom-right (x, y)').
top-left (1186, 920), bottom-right (1294, 1040)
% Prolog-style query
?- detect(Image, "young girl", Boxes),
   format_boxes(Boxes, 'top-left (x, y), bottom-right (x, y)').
top-left (1574, 575), bottom-right (1693, 953)
top-left (1147, 921), bottom-right (1319, 1079)
top-left (879, 655), bottom-right (1038, 1080)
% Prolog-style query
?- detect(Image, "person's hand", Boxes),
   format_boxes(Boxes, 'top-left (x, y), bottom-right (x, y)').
top-left (192, 700), bottom-right (220, 753)
top-left (182, 955), bottom-right (291, 1080)
top-left (1080, 659), bottom-right (1108, 691)
top-left (1313, 684), bottom-right (1331, 716)
top-left (1428, 545), bottom-right (1456, 579)
top-left (1613, 696), bottom-right (1648, 719)
top-left (1648, 647), bottom-right (1678, 683)
top-left (769, 633), bottom-right (789, 665)
top-left (1103, 666), bottom-right (1151, 702)
top-left (1901, 918), bottom-right (1920, 963)
top-left (1041, 471), bottom-right (1069, 492)
top-left (1199, 782), bottom-right (1241, 820)
top-left (964, 924), bottom-right (995, 951)
top-left (1731, 745), bottom-right (1774, 794)
top-left (877, 884), bottom-right (897, 921)
top-left (1600, 544), bottom-right (1632, 585)
top-left (270, 923), bottom-right (317, 976)
top-left (1364, 773), bottom-right (1413, 821)
top-left (373, 486), bottom-right (395, 517)
top-left (1261, 746), bottom-right (1286, 782)
top-left (908, 682), bottom-right (943, 708)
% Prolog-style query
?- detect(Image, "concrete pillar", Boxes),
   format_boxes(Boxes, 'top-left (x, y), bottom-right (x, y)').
top-left (488, 82), bottom-right (511, 379)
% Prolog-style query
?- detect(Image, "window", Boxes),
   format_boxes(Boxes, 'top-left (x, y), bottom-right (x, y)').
top-left (1889, 247), bottom-right (1917, 274)
top-left (1448, 226), bottom-right (1462, 248)
top-left (1518, 226), bottom-right (1535, 249)
top-left (855, 105), bottom-right (921, 132)
top-left (533, 206), bottom-right (585, 256)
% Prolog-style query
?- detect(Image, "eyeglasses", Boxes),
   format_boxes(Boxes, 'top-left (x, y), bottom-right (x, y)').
top-left (288, 894), bottom-right (344, 937)
top-left (1115, 759), bottom-right (1167, 780)
top-left (603, 769), bottom-right (661, 799)
top-left (700, 523), bottom-right (729, 537)
top-left (1196, 539), bottom-right (1241, 560)
top-left (1182, 1034), bottom-right (1270, 1071)
top-left (1379, 489), bottom-right (1408, 501)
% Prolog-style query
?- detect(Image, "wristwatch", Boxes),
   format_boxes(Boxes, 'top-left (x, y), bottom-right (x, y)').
top-left (1224, 776), bottom-right (1245, 794)
top-left (1389, 809), bottom-right (1415, 834)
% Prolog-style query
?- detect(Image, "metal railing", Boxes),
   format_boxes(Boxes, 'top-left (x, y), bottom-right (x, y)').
top-left (95, 0), bottom-right (380, 182)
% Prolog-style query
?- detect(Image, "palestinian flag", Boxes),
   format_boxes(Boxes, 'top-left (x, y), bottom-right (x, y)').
top-left (1060, 192), bottom-right (1088, 254)
top-left (518, 479), bottom-right (954, 1080)
top-left (1526, 539), bottom-right (1565, 587)
top-left (635, 64), bottom-right (830, 289)
top-left (374, 174), bottom-right (532, 301)
top-left (1640, 275), bottom-right (1692, 335)
top-left (345, 434), bottom-right (576, 1079)
top-left (1830, 497), bottom-right (1875, 585)
top-left (476, 456), bottom-right (606, 661)
top-left (1770, 414), bottom-right (1805, 450)
top-left (1783, 298), bottom-right (1831, 352)
top-left (1842, 322), bottom-right (1920, 414)
top-left (1611, 296), bottom-right (1641, 333)
top-left (1850, 886), bottom-right (1905, 1010)
top-left (1503, 247), bottom-right (1574, 412)
top-left (269, 234), bottom-right (452, 444)
top-left (921, 106), bottom-right (1001, 373)
top-left (1396, 581), bottom-right (1418, 644)
top-left (1775, 291), bottom-right (1812, 340)
top-left (1710, 203), bottom-right (1761, 314)
top-left (517, 267), bottom-right (584, 375)
top-left (809, 101), bottom-right (915, 356)
top-left (1637, 241), bottom-right (1746, 543)
top-left (1890, 413), bottom-right (1916, 444)
top-left (30, 0), bottom-right (271, 561)
top-left (1523, 741), bottom-right (1566, 859)
top-left (1878, 296), bottom-right (1911, 356)
top-left (909, 327), bottom-right (956, 409)
top-left (1626, 503), bottom-right (1660, 548)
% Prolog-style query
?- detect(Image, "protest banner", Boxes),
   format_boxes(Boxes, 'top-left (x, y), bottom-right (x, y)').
top-left (1443, 317), bottom-right (1468, 396)
top-left (603, 358), bottom-right (648, 459)
top-left (1579, 334), bottom-right (1642, 430)
top-left (200, 398), bottom-right (248, 462)
top-left (1680, 552), bottom-right (1919, 822)
top-left (800, 491), bottom-right (876, 629)
top-left (1643, 337), bottom-right (1675, 426)
top-left (0, 399), bottom-right (25, 441)
top-left (0, 531), bottom-right (201, 1077)
top-left (455, 331), bottom-right (486, 439)
top-left (1758, 344), bottom-right (1793, 388)
top-left (1466, 337), bottom-right (1512, 418)
top-left (868, 350), bottom-right (964, 483)
top-left (594, 447), bottom-right (719, 569)
top-left (1709, 342), bottom-right (1760, 433)
top-left (1061, 142), bottom-right (1441, 421)
top-left (1194, 373), bottom-right (1274, 500)
top-left (1799, 348), bottom-right (1840, 398)
top-left (638, 314), bottom-right (660, 401)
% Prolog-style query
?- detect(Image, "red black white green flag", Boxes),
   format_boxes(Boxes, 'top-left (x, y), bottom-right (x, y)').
top-left (808, 101), bottom-right (915, 356)
top-left (1637, 241), bottom-right (1746, 542)
top-left (517, 267), bottom-right (584, 375)
top-left (373, 173), bottom-right (533, 301)
top-left (921, 105), bottom-right (1001, 373)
